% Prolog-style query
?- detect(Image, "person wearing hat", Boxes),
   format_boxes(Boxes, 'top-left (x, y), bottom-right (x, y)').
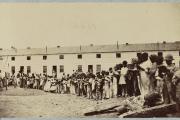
top-left (164, 54), bottom-right (178, 103)
top-left (148, 54), bottom-right (158, 92)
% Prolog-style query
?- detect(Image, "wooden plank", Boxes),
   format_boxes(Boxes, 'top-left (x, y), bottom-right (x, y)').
top-left (119, 103), bottom-right (177, 118)
top-left (84, 105), bottom-right (120, 116)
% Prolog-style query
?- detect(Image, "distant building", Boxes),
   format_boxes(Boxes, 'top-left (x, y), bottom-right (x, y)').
top-left (0, 42), bottom-right (180, 77)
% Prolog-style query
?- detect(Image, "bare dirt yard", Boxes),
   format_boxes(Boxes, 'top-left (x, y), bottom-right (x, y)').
top-left (0, 87), bottom-right (124, 118)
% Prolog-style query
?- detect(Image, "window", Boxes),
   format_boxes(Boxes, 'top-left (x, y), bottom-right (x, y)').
top-left (158, 52), bottom-right (163, 57)
top-left (11, 57), bottom-right (15, 61)
top-left (179, 51), bottom-right (180, 56)
top-left (43, 56), bottom-right (47, 60)
top-left (116, 53), bottom-right (121, 58)
top-left (77, 54), bottom-right (82, 59)
top-left (78, 65), bottom-right (82, 72)
top-left (59, 55), bottom-right (64, 59)
top-left (27, 56), bottom-right (31, 60)
top-left (43, 66), bottom-right (47, 74)
top-left (96, 54), bottom-right (101, 58)
top-left (60, 65), bottom-right (64, 73)
top-left (11, 66), bottom-right (15, 74)
top-left (27, 66), bottom-right (31, 74)
top-left (96, 64), bottom-right (101, 73)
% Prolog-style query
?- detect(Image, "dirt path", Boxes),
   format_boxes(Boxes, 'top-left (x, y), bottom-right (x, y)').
top-left (0, 87), bottom-right (124, 117)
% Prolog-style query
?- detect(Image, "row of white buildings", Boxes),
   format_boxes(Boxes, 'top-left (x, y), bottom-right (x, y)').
top-left (0, 41), bottom-right (180, 77)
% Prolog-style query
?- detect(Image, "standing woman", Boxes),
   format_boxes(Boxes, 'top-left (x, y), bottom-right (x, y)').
top-left (19, 73), bottom-right (23, 88)
top-left (3, 73), bottom-right (9, 90)
top-left (112, 68), bottom-right (118, 98)
top-left (27, 74), bottom-right (31, 88)
top-left (70, 75), bottom-right (76, 95)
top-left (138, 52), bottom-right (151, 97)
top-left (33, 74), bottom-right (38, 89)
top-left (103, 71), bottom-right (110, 99)
top-left (44, 76), bottom-right (51, 92)
top-left (91, 73), bottom-right (96, 99)
top-left (87, 74), bottom-right (93, 99)
top-left (16, 73), bottom-right (20, 87)
top-left (23, 74), bottom-right (27, 88)
top-left (12, 73), bottom-right (17, 88)
top-left (66, 74), bottom-right (71, 94)
top-left (39, 74), bottom-right (44, 90)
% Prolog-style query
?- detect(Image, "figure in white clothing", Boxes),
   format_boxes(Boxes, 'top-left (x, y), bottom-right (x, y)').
top-left (139, 52), bottom-right (151, 97)
top-left (103, 72), bottom-right (111, 99)
top-left (119, 61), bottom-right (128, 97)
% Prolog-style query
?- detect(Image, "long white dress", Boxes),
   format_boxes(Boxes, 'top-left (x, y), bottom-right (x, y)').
top-left (112, 76), bottom-right (118, 97)
top-left (44, 79), bottom-right (51, 92)
top-left (104, 76), bottom-right (110, 98)
top-left (49, 78), bottom-right (57, 92)
top-left (16, 77), bottom-right (20, 87)
top-left (139, 60), bottom-right (151, 96)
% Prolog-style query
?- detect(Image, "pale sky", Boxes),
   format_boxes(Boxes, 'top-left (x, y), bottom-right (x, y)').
top-left (0, 3), bottom-right (180, 49)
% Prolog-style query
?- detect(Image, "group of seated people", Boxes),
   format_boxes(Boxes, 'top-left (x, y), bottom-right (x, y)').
top-left (1, 53), bottom-right (180, 105)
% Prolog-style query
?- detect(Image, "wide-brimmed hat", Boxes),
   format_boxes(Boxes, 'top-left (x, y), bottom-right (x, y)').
top-left (165, 54), bottom-right (174, 61)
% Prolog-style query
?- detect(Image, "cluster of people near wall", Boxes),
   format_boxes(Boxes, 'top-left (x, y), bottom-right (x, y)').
top-left (0, 53), bottom-right (180, 105)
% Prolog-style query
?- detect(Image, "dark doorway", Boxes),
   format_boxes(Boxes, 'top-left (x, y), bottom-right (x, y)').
top-left (52, 66), bottom-right (57, 77)
top-left (88, 65), bottom-right (93, 73)
top-left (20, 66), bottom-right (24, 73)
top-left (11, 66), bottom-right (15, 75)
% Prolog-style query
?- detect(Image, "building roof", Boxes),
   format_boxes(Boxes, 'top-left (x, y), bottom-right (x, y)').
top-left (0, 42), bottom-right (180, 56)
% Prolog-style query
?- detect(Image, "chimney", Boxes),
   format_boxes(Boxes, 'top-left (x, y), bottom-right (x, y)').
top-left (117, 41), bottom-right (119, 49)
top-left (27, 47), bottom-right (31, 49)
top-left (45, 46), bottom-right (47, 53)
top-left (90, 44), bottom-right (93, 47)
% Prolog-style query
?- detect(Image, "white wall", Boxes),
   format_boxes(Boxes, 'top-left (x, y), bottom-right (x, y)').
top-left (1, 50), bottom-right (179, 76)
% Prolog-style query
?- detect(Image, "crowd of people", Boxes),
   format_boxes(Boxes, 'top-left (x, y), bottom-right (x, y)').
top-left (0, 53), bottom-right (180, 105)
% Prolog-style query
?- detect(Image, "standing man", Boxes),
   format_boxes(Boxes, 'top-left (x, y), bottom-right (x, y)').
top-left (164, 54), bottom-right (178, 103)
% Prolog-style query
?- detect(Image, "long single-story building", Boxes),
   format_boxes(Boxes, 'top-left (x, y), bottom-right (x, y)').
top-left (0, 41), bottom-right (180, 77)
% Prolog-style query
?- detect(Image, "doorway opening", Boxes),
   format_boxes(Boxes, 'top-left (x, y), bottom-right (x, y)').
top-left (88, 65), bottom-right (93, 73)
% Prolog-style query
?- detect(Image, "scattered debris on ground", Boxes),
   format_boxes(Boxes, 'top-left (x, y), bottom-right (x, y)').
top-left (84, 94), bottom-right (179, 117)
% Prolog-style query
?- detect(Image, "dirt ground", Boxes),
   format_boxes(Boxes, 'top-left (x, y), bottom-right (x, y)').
top-left (0, 87), bottom-right (124, 118)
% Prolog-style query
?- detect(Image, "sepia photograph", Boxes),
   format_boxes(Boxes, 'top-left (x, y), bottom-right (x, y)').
top-left (0, 2), bottom-right (180, 118)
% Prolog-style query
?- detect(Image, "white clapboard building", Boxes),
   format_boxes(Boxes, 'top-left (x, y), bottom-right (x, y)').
top-left (0, 41), bottom-right (180, 77)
